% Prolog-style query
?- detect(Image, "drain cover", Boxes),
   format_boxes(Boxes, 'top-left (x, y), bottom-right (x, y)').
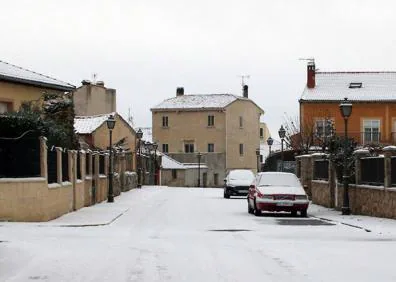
top-left (277, 219), bottom-right (335, 226)
top-left (209, 229), bottom-right (252, 232)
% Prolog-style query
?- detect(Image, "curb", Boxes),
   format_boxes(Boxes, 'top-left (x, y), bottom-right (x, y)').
top-left (311, 215), bottom-right (372, 232)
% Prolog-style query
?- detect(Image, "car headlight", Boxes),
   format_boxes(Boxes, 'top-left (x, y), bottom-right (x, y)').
top-left (295, 195), bottom-right (308, 200)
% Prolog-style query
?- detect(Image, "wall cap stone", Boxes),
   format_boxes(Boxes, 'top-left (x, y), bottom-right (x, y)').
top-left (383, 146), bottom-right (396, 152)
top-left (296, 154), bottom-right (312, 159)
top-left (0, 177), bottom-right (46, 183)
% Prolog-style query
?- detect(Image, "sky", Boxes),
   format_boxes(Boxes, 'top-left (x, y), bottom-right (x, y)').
top-left (1, 0), bottom-right (396, 137)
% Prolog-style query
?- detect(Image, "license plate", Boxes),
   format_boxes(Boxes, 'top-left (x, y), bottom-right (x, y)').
top-left (277, 202), bottom-right (293, 207)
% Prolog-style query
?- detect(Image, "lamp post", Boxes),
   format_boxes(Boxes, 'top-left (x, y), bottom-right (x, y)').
top-left (136, 129), bottom-right (143, 188)
top-left (152, 142), bottom-right (158, 185)
top-left (256, 148), bottom-right (260, 172)
top-left (106, 114), bottom-right (116, 202)
top-left (197, 152), bottom-right (202, 187)
top-left (267, 136), bottom-right (274, 156)
top-left (278, 125), bottom-right (286, 172)
top-left (340, 97), bottom-right (352, 215)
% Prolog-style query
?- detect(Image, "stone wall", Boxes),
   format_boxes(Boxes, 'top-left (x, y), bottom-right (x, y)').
top-left (311, 180), bottom-right (332, 208)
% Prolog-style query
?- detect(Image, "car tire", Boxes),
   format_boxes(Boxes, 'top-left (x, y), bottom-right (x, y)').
top-left (254, 200), bottom-right (261, 216)
top-left (224, 190), bottom-right (230, 199)
top-left (291, 210), bottom-right (297, 217)
top-left (300, 209), bottom-right (307, 217)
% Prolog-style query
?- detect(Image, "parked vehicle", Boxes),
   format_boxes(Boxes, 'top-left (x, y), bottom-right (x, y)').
top-left (247, 172), bottom-right (309, 217)
top-left (224, 169), bottom-right (255, 198)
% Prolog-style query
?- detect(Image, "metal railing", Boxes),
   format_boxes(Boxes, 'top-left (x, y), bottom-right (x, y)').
top-left (361, 157), bottom-right (384, 185)
top-left (313, 160), bottom-right (329, 180)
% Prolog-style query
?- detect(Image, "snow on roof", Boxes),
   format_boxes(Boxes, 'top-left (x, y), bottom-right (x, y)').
top-left (161, 154), bottom-right (186, 169)
top-left (0, 60), bottom-right (75, 91)
top-left (74, 112), bottom-right (115, 134)
top-left (300, 72), bottom-right (396, 102)
top-left (151, 94), bottom-right (245, 110)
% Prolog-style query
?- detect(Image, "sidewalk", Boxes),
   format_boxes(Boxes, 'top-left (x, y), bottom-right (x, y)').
top-left (309, 204), bottom-right (396, 236)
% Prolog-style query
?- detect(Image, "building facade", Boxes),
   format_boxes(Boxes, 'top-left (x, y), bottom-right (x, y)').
top-left (151, 86), bottom-right (264, 187)
top-left (300, 61), bottom-right (396, 146)
top-left (73, 80), bottom-right (116, 116)
top-left (0, 60), bottom-right (75, 113)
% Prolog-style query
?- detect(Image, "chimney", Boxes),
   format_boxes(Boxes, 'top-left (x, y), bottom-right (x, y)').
top-left (176, 87), bottom-right (184, 97)
top-left (81, 79), bottom-right (91, 86)
top-left (243, 85), bottom-right (248, 98)
top-left (307, 61), bottom-right (315, 88)
top-left (96, 81), bottom-right (105, 87)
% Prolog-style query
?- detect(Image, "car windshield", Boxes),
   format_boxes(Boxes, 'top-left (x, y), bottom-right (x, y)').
top-left (257, 173), bottom-right (301, 187)
top-left (229, 170), bottom-right (254, 180)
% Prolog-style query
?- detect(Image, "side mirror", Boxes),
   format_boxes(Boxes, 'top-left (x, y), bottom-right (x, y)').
top-left (223, 178), bottom-right (227, 183)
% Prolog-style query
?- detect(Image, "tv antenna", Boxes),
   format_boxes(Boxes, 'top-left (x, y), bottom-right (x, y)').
top-left (238, 74), bottom-right (250, 87)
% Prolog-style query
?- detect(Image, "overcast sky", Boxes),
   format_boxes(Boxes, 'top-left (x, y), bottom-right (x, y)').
top-left (1, 0), bottom-right (396, 138)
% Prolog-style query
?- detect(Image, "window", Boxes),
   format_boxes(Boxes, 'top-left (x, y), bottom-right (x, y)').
top-left (239, 144), bottom-right (244, 156)
top-left (260, 128), bottom-right (264, 139)
top-left (162, 116), bottom-right (169, 127)
top-left (349, 82), bottom-right (362, 89)
top-left (315, 119), bottom-right (334, 138)
top-left (162, 144), bottom-right (169, 153)
top-left (208, 115), bottom-right (215, 126)
top-left (363, 120), bottom-right (380, 144)
top-left (239, 116), bottom-right (243, 128)
top-left (214, 173), bottom-right (219, 186)
top-left (172, 169), bottom-right (177, 179)
top-left (208, 143), bottom-right (214, 152)
top-left (184, 143), bottom-right (194, 153)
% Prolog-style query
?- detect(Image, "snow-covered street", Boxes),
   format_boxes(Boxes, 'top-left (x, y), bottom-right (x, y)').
top-left (1, 187), bottom-right (396, 282)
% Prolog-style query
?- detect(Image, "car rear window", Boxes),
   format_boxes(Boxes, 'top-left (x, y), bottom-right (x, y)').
top-left (258, 173), bottom-right (301, 187)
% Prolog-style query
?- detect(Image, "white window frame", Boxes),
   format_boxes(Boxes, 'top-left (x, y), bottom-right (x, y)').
top-left (315, 118), bottom-right (334, 138)
top-left (363, 119), bottom-right (380, 144)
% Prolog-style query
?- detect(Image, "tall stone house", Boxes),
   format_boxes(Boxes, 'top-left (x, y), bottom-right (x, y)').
top-left (151, 86), bottom-right (264, 187)
top-left (0, 60), bottom-right (75, 113)
top-left (300, 61), bottom-right (396, 146)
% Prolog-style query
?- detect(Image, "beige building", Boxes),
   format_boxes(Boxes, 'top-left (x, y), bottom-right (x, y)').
top-left (0, 60), bottom-right (75, 113)
top-left (151, 86), bottom-right (264, 187)
top-left (74, 112), bottom-right (137, 167)
top-left (73, 80), bottom-right (116, 116)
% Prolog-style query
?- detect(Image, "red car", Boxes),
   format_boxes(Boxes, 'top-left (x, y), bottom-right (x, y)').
top-left (247, 172), bottom-right (309, 217)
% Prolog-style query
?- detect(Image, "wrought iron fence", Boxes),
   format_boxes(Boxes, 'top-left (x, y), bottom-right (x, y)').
top-left (77, 152), bottom-right (81, 180)
top-left (62, 151), bottom-right (69, 182)
top-left (361, 157), bottom-right (384, 185)
top-left (86, 153), bottom-right (90, 175)
top-left (314, 160), bottom-right (329, 180)
top-left (99, 154), bottom-right (105, 175)
top-left (0, 133), bottom-right (40, 178)
top-left (391, 157), bottom-right (396, 186)
top-left (47, 149), bottom-right (57, 183)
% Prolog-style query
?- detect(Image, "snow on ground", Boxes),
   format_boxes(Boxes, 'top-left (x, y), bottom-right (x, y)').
top-left (1, 187), bottom-right (396, 282)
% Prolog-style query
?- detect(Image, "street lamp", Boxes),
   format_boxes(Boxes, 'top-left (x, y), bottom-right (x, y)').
top-left (136, 128), bottom-right (143, 188)
top-left (256, 148), bottom-right (260, 172)
top-left (340, 97), bottom-right (352, 215)
top-left (152, 142), bottom-right (158, 185)
top-left (197, 152), bottom-right (202, 187)
top-left (278, 125), bottom-right (286, 172)
top-left (106, 114), bottom-right (116, 203)
top-left (267, 136), bottom-right (273, 155)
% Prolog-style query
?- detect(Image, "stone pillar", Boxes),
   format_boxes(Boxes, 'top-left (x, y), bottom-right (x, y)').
top-left (39, 137), bottom-right (48, 179)
top-left (328, 158), bottom-right (336, 208)
top-left (56, 147), bottom-right (63, 184)
top-left (94, 153), bottom-right (100, 203)
top-left (120, 152), bottom-right (126, 191)
top-left (80, 150), bottom-right (86, 179)
top-left (297, 154), bottom-right (313, 198)
top-left (353, 149), bottom-right (370, 185)
top-left (383, 146), bottom-right (396, 188)
top-left (70, 150), bottom-right (77, 211)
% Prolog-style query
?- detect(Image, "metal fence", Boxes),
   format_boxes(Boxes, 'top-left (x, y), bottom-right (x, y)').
top-left (99, 154), bottom-right (105, 175)
top-left (77, 153), bottom-right (81, 180)
top-left (361, 157), bottom-right (384, 185)
top-left (0, 134), bottom-right (41, 178)
top-left (314, 160), bottom-right (329, 180)
top-left (47, 149), bottom-right (57, 183)
top-left (391, 157), bottom-right (396, 186)
top-left (62, 151), bottom-right (69, 182)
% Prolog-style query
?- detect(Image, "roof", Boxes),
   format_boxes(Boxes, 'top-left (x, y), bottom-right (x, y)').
top-left (0, 60), bottom-right (75, 91)
top-left (151, 94), bottom-right (262, 111)
top-left (300, 72), bottom-right (396, 102)
top-left (161, 154), bottom-right (186, 169)
top-left (74, 112), bottom-right (115, 134)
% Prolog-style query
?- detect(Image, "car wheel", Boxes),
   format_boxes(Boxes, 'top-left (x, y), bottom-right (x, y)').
top-left (300, 209), bottom-right (307, 217)
top-left (224, 190), bottom-right (230, 199)
top-left (291, 210), bottom-right (297, 217)
top-left (254, 199), bottom-right (261, 216)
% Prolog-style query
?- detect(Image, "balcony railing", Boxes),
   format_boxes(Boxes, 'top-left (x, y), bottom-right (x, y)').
top-left (317, 131), bottom-right (388, 146)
